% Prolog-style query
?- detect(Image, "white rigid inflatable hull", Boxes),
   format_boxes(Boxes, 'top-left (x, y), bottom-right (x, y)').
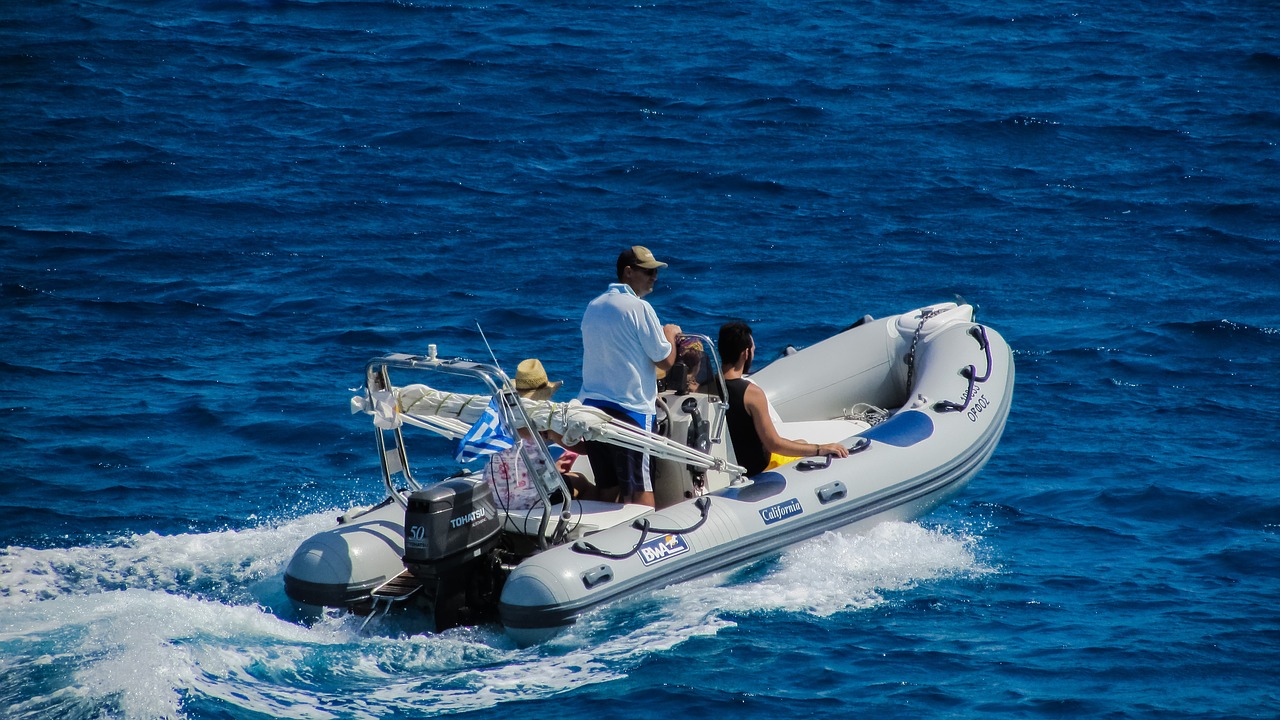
top-left (498, 307), bottom-right (1014, 645)
top-left (280, 303), bottom-right (1014, 643)
top-left (284, 499), bottom-right (407, 610)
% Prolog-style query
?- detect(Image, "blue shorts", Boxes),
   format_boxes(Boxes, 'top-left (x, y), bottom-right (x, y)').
top-left (581, 400), bottom-right (653, 498)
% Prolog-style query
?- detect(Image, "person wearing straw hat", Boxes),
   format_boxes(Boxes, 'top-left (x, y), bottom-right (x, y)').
top-left (577, 246), bottom-right (682, 508)
top-left (514, 358), bottom-right (562, 401)
top-left (516, 358), bottom-right (591, 498)
top-left (485, 358), bottom-right (581, 510)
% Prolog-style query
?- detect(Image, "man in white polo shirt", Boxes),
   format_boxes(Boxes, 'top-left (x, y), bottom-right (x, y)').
top-left (578, 246), bottom-right (682, 507)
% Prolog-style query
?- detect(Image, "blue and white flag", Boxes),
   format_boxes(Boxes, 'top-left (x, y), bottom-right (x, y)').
top-left (455, 396), bottom-right (516, 463)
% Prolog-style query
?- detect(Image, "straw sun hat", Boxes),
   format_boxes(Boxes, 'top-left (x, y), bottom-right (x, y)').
top-left (514, 358), bottom-right (562, 400)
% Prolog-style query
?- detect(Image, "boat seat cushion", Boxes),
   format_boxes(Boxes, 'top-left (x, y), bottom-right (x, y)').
top-left (771, 418), bottom-right (871, 445)
top-left (757, 380), bottom-right (872, 446)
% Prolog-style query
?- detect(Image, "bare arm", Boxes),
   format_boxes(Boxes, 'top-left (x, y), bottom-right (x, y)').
top-left (654, 323), bottom-right (683, 373)
top-left (744, 383), bottom-right (849, 458)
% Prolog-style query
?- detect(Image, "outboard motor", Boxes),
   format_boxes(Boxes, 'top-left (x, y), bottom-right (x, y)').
top-left (403, 476), bottom-right (503, 630)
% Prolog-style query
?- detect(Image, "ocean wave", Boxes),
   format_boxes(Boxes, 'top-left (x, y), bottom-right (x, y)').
top-left (1135, 319), bottom-right (1279, 357)
top-left (695, 521), bottom-right (994, 618)
top-left (1246, 51), bottom-right (1280, 72)
top-left (0, 590), bottom-right (331, 720)
top-left (0, 516), bottom-right (985, 719)
top-left (1095, 483), bottom-right (1238, 528)
top-left (577, 162), bottom-right (825, 199)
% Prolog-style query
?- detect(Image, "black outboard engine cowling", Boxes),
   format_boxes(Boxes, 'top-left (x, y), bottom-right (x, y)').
top-left (403, 476), bottom-right (501, 579)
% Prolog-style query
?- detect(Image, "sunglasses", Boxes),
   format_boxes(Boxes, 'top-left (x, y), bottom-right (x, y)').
top-left (631, 265), bottom-right (658, 276)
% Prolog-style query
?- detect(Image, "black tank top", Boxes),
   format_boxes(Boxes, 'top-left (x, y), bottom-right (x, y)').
top-left (724, 378), bottom-right (768, 476)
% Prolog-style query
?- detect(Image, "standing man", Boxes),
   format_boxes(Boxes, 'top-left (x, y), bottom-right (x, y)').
top-left (578, 246), bottom-right (682, 507)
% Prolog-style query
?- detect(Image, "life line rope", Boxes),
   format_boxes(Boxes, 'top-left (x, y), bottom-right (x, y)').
top-left (571, 496), bottom-right (713, 560)
top-left (933, 324), bottom-right (994, 413)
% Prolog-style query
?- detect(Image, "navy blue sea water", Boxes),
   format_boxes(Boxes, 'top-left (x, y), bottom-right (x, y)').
top-left (2, 0), bottom-right (1278, 717)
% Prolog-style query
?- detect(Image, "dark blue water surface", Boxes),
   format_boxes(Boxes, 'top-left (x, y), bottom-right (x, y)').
top-left (2, 0), bottom-right (1278, 718)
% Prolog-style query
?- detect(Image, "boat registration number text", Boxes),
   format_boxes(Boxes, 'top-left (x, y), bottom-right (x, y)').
top-left (967, 392), bottom-right (990, 423)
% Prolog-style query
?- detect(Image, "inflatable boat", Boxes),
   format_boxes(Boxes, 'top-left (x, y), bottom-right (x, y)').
top-left (283, 301), bottom-right (1014, 645)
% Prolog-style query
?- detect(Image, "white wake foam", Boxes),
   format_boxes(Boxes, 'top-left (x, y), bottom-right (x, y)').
top-left (698, 520), bottom-right (996, 616)
top-left (0, 511), bottom-right (337, 607)
top-left (0, 514), bottom-right (991, 720)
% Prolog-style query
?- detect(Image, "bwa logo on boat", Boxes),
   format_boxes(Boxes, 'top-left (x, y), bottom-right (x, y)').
top-left (760, 498), bottom-right (804, 525)
top-left (639, 534), bottom-right (690, 566)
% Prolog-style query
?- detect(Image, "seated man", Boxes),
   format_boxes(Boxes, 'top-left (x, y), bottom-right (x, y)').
top-left (717, 322), bottom-right (850, 477)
